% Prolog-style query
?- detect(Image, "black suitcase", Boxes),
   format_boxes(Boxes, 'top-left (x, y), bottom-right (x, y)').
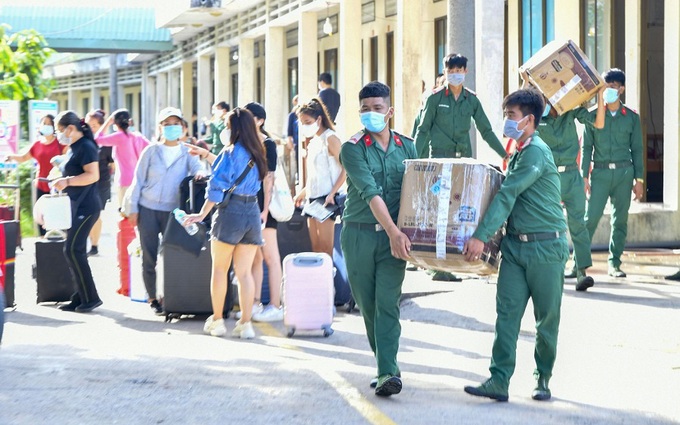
top-left (162, 241), bottom-right (234, 321)
top-left (179, 176), bottom-right (213, 229)
top-left (1, 221), bottom-right (18, 308)
top-left (35, 239), bottom-right (75, 303)
top-left (277, 208), bottom-right (312, 261)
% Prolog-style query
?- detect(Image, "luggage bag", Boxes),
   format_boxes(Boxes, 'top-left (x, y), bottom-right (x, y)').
top-left (1, 221), bottom-right (19, 307)
top-left (35, 238), bottom-right (74, 303)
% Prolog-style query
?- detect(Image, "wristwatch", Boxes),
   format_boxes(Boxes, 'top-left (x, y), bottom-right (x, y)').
top-left (636, 178), bottom-right (644, 183)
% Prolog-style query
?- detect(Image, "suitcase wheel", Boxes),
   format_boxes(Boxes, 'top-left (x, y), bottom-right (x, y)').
top-left (322, 326), bottom-right (333, 338)
top-left (286, 327), bottom-right (296, 338)
top-left (346, 299), bottom-right (356, 313)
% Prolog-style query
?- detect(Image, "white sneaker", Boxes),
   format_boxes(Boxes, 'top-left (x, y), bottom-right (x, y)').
top-left (203, 315), bottom-right (226, 337)
top-left (252, 305), bottom-right (284, 322)
top-left (231, 321), bottom-right (255, 339)
top-left (235, 303), bottom-right (263, 320)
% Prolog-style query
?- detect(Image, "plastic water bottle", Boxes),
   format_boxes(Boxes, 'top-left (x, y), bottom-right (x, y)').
top-left (173, 208), bottom-right (198, 236)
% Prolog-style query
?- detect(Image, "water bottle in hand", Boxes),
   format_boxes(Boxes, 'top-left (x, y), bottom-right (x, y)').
top-left (173, 208), bottom-right (198, 236)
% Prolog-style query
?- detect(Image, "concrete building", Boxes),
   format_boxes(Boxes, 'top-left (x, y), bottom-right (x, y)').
top-left (5, 0), bottom-right (678, 246)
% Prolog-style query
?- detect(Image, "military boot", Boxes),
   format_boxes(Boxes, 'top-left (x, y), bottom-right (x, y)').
top-left (575, 269), bottom-right (595, 291)
top-left (464, 377), bottom-right (509, 402)
top-left (531, 375), bottom-right (551, 401)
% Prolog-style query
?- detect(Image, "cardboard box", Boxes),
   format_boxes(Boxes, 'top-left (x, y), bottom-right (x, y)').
top-left (519, 40), bottom-right (603, 115)
top-left (397, 159), bottom-right (505, 276)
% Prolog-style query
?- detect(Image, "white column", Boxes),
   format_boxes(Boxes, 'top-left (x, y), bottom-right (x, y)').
top-left (143, 66), bottom-right (155, 139)
top-left (338, 1), bottom-right (362, 136)
top-left (156, 72), bottom-right (168, 112)
top-left (298, 12), bottom-right (318, 104)
top-left (447, 0), bottom-right (475, 90)
top-left (180, 61), bottom-right (194, 124)
top-left (214, 47), bottom-right (231, 107)
top-left (90, 87), bottom-right (101, 110)
top-left (664, 0), bottom-right (679, 209)
top-left (394, 0), bottom-right (422, 135)
top-left (554, 1), bottom-right (582, 43)
top-left (197, 54), bottom-right (212, 133)
top-left (67, 89), bottom-right (78, 111)
top-left (624, 0), bottom-right (642, 111)
top-left (238, 38), bottom-right (255, 107)
top-left (474, 0), bottom-right (505, 166)
top-left (265, 26), bottom-right (285, 139)
top-left (169, 69), bottom-right (180, 107)
top-left (507, 0), bottom-right (521, 93)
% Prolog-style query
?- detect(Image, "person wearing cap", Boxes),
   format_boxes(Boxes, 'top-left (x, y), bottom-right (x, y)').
top-left (126, 107), bottom-right (205, 315)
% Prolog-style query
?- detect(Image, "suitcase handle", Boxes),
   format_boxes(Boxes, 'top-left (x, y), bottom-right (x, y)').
top-left (292, 256), bottom-right (323, 267)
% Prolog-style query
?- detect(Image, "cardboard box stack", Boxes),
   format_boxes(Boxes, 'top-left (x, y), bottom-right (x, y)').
top-left (519, 39), bottom-right (603, 115)
top-left (398, 159), bottom-right (505, 275)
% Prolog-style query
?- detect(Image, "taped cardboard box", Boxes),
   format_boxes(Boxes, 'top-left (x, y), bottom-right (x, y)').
top-left (397, 159), bottom-right (504, 275)
top-left (519, 39), bottom-right (603, 115)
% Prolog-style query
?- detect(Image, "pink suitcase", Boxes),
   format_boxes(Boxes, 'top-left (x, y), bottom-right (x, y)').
top-left (282, 252), bottom-right (335, 337)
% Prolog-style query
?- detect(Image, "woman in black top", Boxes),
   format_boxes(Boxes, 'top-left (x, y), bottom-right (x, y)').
top-left (52, 111), bottom-right (103, 313)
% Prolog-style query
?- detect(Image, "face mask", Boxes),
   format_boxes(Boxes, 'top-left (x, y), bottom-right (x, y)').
top-left (39, 125), bottom-right (54, 136)
top-left (447, 73), bottom-right (465, 86)
top-left (211, 109), bottom-right (217, 116)
top-left (542, 103), bottom-right (551, 117)
top-left (129, 126), bottom-right (135, 133)
top-left (219, 128), bottom-right (231, 146)
top-left (163, 125), bottom-right (183, 141)
top-left (603, 87), bottom-right (620, 104)
top-left (300, 122), bottom-right (319, 138)
top-left (361, 111), bottom-right (388, 133)
top-left (56, 130), bottom-right (71, 145)
top-left (503, 117), bottom-right (527, 140)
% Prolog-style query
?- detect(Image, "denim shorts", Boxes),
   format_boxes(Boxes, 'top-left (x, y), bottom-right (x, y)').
top-left (210, 198), bottom-right (263, 246)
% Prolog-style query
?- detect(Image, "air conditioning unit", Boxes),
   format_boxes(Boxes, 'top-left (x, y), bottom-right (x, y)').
top-left (190, 0), bottom-right (221, 8)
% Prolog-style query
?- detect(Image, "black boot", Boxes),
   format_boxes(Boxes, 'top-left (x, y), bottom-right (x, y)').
top-left (665, 270), bottom-right (680, 281)
top-left (575, 269), bottom-right (594, 291)
top-left (531, 375), bottom-right (551, 401)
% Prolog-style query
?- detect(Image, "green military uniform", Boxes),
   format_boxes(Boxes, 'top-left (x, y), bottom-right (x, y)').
top-left (536, 107), bottom-right (594, 272)
top-left (582, 104), bottom-right (643, 269)
top-left (340, 129), bottom-right (417, 379)
top-left (208, 119), bottom-right (226, 155)
top-left (414, 85), bottom-right (507, 159)
top-left (472, 134), bottom-right (568, 391)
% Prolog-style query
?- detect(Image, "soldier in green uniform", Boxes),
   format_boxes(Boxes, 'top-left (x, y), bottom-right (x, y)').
top-left (414, 54), bottom-right (508, 281)
top-left (201, 101), bottom-right (229, 154)
top-left (522, 75), bottom-right (606, 291)
top-left (340, 81), bottom-right (417, 397)
top-left (582, 68), bottom-right (644, 278)
top-left (463, 88), bottom-right (569, 402)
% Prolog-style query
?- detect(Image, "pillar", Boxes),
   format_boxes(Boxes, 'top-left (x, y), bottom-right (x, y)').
top-left (474, 0), bottom-right (505, 166)
top-left (624, 0), bottom-right (642, 111)
top-left (90, 87), bottom-right (101, 111)
top-left (507, 0), bottom-right (521, 93)
top-left (298, 12), bottom-right (318, 104)
top-left (337, 1), bottom-right (362, 136)
top-left (156, 72), bottom-right (168, 112)
top-left (265, 26), bottom-right (285, 139)
top-left (554, 1), bottom-right (582, 43)
top-left (67, 89), bottom-right (78, 112)
top-left (215, 47), bottom-right (231, 107)
top-left (169, 68), bottom-right (180, 107)
top-left (238, 38), bottom-right (255, 107)
top-left (180, 61), bottom-right (194, 124)
top-left (109, 53), bottom-right (119, 111)
top-left (394, 0), bottom-right (422, 135)
top-left (664, 0), bottom-right (679, 209)
top-left (197, 54), bottom-right (212, 135)
top-left (142, 65), bottom-right (155, 139)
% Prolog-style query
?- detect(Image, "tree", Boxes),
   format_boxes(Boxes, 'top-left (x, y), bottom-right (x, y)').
top-left (0, 24), bottom-right (55, 134)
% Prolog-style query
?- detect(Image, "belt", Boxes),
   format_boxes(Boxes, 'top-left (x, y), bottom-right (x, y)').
top-left (593, 161), bottom-right (633, 170)
top-left (556, 164), bottom-right (579, 173)
top-left (344, 221), bottom-right (384, 232)
top-left (509, 231), bottom-right (564, 243)
top-left (230, 194), bottom-right (258, 203)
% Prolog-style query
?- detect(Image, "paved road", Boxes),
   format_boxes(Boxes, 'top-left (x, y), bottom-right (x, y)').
top-left (2, 202), bottom-right (680, 424)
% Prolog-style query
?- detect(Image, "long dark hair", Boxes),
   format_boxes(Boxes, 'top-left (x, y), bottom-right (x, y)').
top-left (297, 98), bottom-right (335, 131)
top-left (56, 110), bottom-right (95, 142)
top-left (114, 109), bottom-right (131, 135)
top-left (85, 109), bottom-right (106, 126)
top-left (227, 108), bottom-right (267, 181)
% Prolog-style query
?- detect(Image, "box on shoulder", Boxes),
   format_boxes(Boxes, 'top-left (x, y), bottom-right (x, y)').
top-left (519, 39), bottom-right (603, 115)
top-left (397, 159), bottom-right (505, 276)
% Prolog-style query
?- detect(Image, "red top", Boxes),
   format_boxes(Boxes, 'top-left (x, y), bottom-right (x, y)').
top-left (29, 139), bottom-right (63, 192)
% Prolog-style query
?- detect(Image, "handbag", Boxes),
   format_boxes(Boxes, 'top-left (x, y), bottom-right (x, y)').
top-left (162, 216), bottom-right (208, 257)
top-left (268, 156), bottom-right (295, 222)
top-left (218, 160), bottom-right (255, 209)
top-left (39, 185), bottom-right (90, 230)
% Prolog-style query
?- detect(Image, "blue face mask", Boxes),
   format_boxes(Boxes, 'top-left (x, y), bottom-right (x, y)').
top-left (503, 117), bottom-right (526, 140)
top-left (39, 125), bottom-right (54, 136)
top-left (446, 72), bottom-right (465, 86)
top-left (603, 87), bottom-right (620, 104)
top-left (163, 125), bottom-right (183, 141)
top-left (542, 103), bottom-right (551, 117)
top-left (361, 111), bottom-right (388, 133)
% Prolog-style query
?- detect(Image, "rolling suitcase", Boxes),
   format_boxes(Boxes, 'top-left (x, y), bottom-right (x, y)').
top-left (277, 208), bottom-right (312, 261)
top-left (179, 176), bottom-right (213, 229)
top-left (35, 239), bottom-right (75, 303)
top-left (128, 238), bottom-right (149, 303)
top-left (1, 221), bottom-right (19, 308)
top-left (116, 217), bottom-right (136, 296)
top-left (332, 222), bottom-right (352, 306)
top-left (282, 252), bottom-right (334, 337)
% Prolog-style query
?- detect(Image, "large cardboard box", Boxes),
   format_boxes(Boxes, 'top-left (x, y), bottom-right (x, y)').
top-left (519, 40), bottom-right (603, 115)
top-left (398, 159), bottom-right (504, 275)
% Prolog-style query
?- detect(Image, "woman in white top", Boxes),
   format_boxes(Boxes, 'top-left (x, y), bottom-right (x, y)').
top-left (294, 98), bottom-right (346, 257)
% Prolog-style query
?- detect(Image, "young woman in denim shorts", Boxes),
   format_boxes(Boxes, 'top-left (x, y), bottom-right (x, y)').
top-left (184, 108), bottom-right (268, 339)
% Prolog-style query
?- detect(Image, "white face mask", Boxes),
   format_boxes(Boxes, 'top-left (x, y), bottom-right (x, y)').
top-left (300, 122), bottom-right (319, 138)
top-left (219, 128), bottom-right (231, 146)
top-left (56, 130), bottom-right (72, 145)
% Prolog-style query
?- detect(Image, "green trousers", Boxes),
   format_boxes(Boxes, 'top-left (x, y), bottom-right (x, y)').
top-left (489, 235), bottom-right (568, 387)
top-left (585, 167), bottom-right (633, 268)
top-left (560, 170), bottom-right (592, 270)
top-left (341, 225), bottom-right (405, 377)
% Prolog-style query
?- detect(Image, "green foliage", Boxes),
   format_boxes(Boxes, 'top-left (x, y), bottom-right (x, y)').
top-left (0, 24), bottom-right (56, 136)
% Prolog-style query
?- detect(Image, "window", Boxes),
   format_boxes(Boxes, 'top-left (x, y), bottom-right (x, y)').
top-left (99, 96), bottom-right (105, 110)
top-left (323, 49), bottom-right (338, 89)
top-left (370, 36), bottom-right (378, 81)
top-left (125, 93), bottom-right (134, 115)
top-left (231, 73), bottom-right (238, 108)
top-left (362, 1), bottom-right (376, 24)
top-left (385, 0), bottom-right (397, 17)
top-left (521, 0), bottom-right (555, 63)
top-left (288, 57), bottom-right (298, 108)
top-left (583, 0), bottom-right (611, 73)
top-left (317, 14), bottom-right (338, 39)
top-left (434, 16), bottom-right (447, 76)
top-left (256, 67), bottom-right (262, 103)
top-left (286, 28), bottom-right (298, 47)
top-left (254, 41), bottom-right (260, 58)
top-left (82, 98), bottom-right (89, 116)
